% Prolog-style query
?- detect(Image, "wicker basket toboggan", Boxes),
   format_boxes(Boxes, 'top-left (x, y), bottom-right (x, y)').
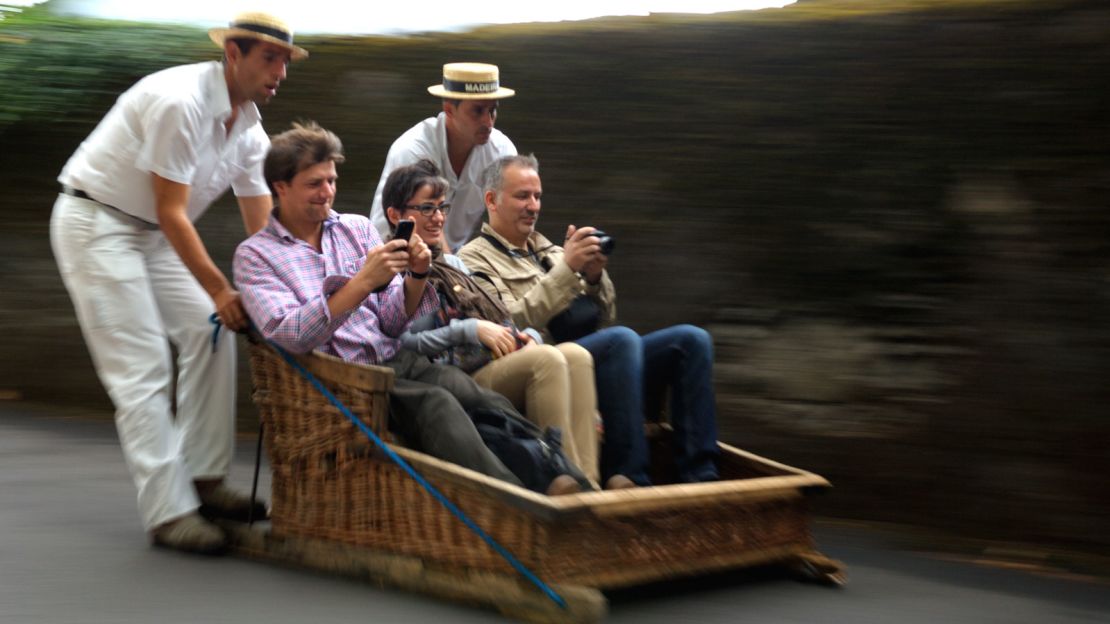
top-left (248, 339), bottom-right (836, 590)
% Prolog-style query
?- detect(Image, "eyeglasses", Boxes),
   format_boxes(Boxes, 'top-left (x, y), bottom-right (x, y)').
top-left (402, 201), bottom-right (451, 217)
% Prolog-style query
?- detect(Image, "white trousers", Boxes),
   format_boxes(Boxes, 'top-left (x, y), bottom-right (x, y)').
top-left (50, 194), bottom-right (236, 530)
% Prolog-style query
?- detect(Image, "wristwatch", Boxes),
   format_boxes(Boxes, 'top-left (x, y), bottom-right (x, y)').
top-left (407, 268), bottom-right (429, 279)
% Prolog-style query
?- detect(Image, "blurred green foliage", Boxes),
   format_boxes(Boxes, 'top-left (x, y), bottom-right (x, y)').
top-left (0, 3), bottom-right (207, 127)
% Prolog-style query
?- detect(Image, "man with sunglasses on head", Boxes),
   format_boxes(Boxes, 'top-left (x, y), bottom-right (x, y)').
top-left (369, 62), bottom-right (517, 252)
top-left (50, 12), bottom-right (306, 554)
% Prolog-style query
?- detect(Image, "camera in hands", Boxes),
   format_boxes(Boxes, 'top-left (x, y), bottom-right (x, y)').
top-left (592, 229), bottom-right (615, 256)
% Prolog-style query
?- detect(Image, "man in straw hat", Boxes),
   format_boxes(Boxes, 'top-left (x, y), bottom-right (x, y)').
top-left (50, 11), bottom-right (308, 554)
top-left (369, 62), bottom-right (517, 252)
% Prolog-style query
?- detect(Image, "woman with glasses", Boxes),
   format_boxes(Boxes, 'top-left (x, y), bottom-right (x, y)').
top-left (384, 159), bottom-right (604, 486)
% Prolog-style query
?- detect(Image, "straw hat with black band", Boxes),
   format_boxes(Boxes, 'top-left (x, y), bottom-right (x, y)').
top-left (427, 63), bottom-right (515, 100)
top-left (209, 12), bottom-right (308, 61)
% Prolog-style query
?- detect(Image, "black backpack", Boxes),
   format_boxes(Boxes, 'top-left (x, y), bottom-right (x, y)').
top-left (468, 407), bottom-right (594, 493)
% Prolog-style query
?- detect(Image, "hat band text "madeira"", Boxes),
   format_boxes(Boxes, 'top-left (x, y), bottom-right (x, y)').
top-left (442, 78), bottom-right (499, 94)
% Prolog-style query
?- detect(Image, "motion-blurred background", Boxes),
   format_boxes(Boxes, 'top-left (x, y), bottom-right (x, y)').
top-left (2, 0), bottom-right (1107, 574)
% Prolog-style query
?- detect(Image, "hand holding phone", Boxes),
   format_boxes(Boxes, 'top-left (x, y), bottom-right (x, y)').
top-left (371, 220), bottom-right (416, 293)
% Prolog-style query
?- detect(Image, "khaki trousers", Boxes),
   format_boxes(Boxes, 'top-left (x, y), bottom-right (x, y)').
top-left (472, 343), bottom-right (600, 483)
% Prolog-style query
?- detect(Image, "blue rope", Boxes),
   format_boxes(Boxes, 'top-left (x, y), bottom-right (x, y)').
top-left (220, 318), bottom-right (566, 609)
top-left (209, 314), bottom-right (222, 353)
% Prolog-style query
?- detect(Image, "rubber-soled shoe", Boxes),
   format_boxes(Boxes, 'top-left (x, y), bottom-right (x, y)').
top-left (151, 512), bottom-right (228, 555)
top-left (604, 474), bottom-right (638, 490)
top-left (545, 474), bottom-right (583, 496)
top-left (197, 483), bottom-right (269, 523)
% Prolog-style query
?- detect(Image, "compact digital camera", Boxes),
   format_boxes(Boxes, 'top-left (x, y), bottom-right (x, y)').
top-left (592, 229), bottom-right (615, 256)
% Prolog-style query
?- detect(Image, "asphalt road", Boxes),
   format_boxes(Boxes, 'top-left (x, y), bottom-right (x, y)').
top-left (2, 404), bottom-right (1106, 624)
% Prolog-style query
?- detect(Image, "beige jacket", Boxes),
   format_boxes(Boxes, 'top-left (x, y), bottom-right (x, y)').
top-left (458, 223), bottom-right (617, 343)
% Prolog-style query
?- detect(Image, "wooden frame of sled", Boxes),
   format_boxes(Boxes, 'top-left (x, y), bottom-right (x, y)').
top-left (233, 340), bottom-right (845, 623)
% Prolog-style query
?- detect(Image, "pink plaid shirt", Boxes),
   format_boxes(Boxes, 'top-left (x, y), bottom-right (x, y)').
top-left (234, 211), bottom-right (437, 365)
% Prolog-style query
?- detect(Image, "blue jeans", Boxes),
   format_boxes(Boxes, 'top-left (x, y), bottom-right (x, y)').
top-left (575, 325), bottom-right (720, 485)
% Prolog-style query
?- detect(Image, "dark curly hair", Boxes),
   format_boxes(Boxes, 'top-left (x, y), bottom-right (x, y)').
top-left (382, 158), bottom-right (449, 233)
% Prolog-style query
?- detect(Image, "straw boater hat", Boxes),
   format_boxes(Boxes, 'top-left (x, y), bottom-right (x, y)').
top-left (427, 63), bottom-right (515, 100)
top-left (208, 12), bottom-right (308, 61)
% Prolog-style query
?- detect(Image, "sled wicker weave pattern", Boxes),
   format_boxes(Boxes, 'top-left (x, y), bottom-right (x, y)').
top-left (248, 340), bottom-right (830, 588)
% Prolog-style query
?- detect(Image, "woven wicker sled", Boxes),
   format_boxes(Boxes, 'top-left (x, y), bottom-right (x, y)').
top-left (225, 340), bottom-right (845, 623)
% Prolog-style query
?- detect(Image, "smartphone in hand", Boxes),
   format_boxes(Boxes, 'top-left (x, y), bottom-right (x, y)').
top-left (393, 219), bottom-right (415, 243)
top-left (372, 219), bottom-right (417, 294)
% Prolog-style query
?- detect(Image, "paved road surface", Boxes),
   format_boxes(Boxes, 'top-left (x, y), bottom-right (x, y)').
top-left (2, 404), bottom-right (1106, 624)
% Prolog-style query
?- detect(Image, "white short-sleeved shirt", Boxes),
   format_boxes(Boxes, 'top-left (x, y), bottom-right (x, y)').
top-left (58, 61), bottom-right (270, 224)
top-left (369, 112), bottom-right (516, 252)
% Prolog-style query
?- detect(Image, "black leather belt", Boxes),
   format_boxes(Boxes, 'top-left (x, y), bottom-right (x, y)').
top-left (63, 186), bottom-right (95, 202)
top-left (62, 185), bottom-right (160, 230)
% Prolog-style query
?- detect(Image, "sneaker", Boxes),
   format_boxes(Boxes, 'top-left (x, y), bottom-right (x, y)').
top-left (151, 512), bottom-right (227, 555)
top-left (545, 474), bottom-right (583, 496)
top-left (604, 474), bottom-right (638, 490)
top-left (197, 482), bottom-right (269, 523)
